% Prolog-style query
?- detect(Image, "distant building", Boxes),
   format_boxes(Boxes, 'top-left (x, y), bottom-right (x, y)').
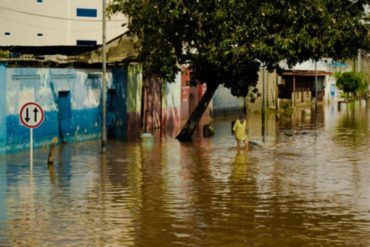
top-left (0, 0), bottom-right (126, 46)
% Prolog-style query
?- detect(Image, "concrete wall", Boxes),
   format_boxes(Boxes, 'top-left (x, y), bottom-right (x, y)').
top-left (141, 71), bottom-right (209, 136)
top-left (180, 68), bottom-right (190, 121)
top-left (109, 68), bottom-right (128, 139)
top-left (163, 73), bottom-right (181, 136)
top-left (1, 61), bottom-right (225, 151)
top-left (126, 64), bottom-right (142, 138)
top-left (6, 68), bottom-right (103, 150)
top-left (249, 68), bottom-right (278, 112)
top-left (0, 155), bottom-right (5, 225)
top-left (142, 75), bottom-right (162, 131)
top-left (0, 64), bottom-right (6, 150)
top-left (0, 64), bottom-right (134, 153)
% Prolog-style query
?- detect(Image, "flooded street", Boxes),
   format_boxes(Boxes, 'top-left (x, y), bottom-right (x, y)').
top-left (1, 104), bottom-right (370, 246)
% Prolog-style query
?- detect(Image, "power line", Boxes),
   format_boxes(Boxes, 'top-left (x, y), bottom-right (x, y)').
top-left (0, 6), bottom-right (126, 22)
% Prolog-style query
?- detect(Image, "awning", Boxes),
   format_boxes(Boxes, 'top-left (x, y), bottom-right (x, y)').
top-left (281, 70), bottom-right (332, 77)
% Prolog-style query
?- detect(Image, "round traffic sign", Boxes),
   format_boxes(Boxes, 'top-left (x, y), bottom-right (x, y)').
top-left (19, 102), bottom-right (44, 129)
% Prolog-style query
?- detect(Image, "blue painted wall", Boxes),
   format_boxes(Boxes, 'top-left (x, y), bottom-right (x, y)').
top-left (0, 65), bottom-right (128, 153)
top-left (110, 68), bottom-right (128, 139)
top-left (0, 64), bottom-right (6, 153)
top-left (0, 156), bottom-right (6, 227)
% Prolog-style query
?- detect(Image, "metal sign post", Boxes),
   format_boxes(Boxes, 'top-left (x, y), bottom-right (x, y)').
top-left (19, 102), bottom-right (44, 169)
top-left (102, 0), bottom-right (107, 153)
top-left (30, 128), bottom-right (33, 169)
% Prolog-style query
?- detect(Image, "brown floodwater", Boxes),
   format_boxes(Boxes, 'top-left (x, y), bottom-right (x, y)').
top-left (0, 103), bottom-right (370, 246)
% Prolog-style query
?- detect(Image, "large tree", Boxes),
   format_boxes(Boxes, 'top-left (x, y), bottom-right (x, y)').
top-left (109, 0), bottom-right (370, 141)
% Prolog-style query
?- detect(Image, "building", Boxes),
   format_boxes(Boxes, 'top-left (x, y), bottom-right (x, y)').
top-left (0, 0), bottom-right (126, 47)
top-left (278, 61), bottom-right (332, 108)
top-left (0, 60), bottom-right (145, 153)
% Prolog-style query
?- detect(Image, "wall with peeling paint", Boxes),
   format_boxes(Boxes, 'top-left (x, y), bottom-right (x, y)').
top-left (0, 155), bottom-right (5, 224)
top-left (109, 69), bottom-right (128, 139)
top-left (0, 63), bottom-right (135, 153)
top-left (0, 61), bottom-right (223, 151)
top-left (126, 64), bottom-right (142, 138)
top-left (0, 64), bottom-right (7, 228)
top-left (142, 75), bottom-right (162, 131)
top-left (0, 64), bottom-right (6, 153)
top-left (163, 73), bottom-right (182, 136)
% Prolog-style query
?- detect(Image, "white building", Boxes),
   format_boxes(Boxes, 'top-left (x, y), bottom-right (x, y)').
top-left (0, 0), bottom-right (127, 46)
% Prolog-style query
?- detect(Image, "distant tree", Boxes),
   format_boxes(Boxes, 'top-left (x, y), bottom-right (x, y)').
top-left (0, 50), bottom-right (9, 58)
top-left (335, 71), bottom-right (363, 100)
top-left (109, 0), bottom-right (370, 141)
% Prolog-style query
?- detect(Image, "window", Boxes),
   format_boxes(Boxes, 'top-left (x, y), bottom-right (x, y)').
top-left (76, 8), bottom-right (97, 18)
top-left (37, 0), bottom-right (43, 3)
top-left (37, 33), bottom-right (43, 37)
top-left (76, 40), bottom-right (97, 46)
top-left (4, 32), bottom-right (10, 36)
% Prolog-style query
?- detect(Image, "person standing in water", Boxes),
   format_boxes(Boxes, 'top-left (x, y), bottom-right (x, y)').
top-left (232, 114), bottom-right (248, 150)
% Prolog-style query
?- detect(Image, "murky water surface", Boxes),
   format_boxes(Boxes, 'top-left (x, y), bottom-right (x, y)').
top-left (1, 105), bottom-right (370, 246)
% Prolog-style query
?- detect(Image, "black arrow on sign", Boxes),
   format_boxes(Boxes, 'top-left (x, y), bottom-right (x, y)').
top-left (25, 108), bottom-right (30, 122)
top-left (33, 107), bottom-right (39, 122)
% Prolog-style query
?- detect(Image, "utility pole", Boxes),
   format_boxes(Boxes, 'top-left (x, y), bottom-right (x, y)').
top-left (315, 61), bottom-right (318, 111)
top-left (101, 0), bottom-right (107, 153)
top-left (262, 66), bottom-right (266, 141)
top-left (357, 49), bottom-right (361, 72)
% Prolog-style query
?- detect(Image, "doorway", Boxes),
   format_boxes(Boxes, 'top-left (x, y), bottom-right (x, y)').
top-left (57, 91), bottom-right (71, 142)
top-left (107, 89), bottom-right (117, 139)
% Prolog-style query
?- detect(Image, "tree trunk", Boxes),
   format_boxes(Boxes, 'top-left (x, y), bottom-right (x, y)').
top-left (176, 82), bottom-right (220, 142)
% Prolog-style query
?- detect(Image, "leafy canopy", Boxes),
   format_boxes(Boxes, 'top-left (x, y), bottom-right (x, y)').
top-left (109, 0), bottom-right (370, 96)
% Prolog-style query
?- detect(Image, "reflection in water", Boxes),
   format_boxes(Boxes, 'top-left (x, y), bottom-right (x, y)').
top-left (0, 103), bottom-right (370, 246)
top-left (335, 101), bottom-right (369, 149)
top-left (231, 149), bottom-right (248, 183)
top-left (48, 165), bottom-right (56, 185)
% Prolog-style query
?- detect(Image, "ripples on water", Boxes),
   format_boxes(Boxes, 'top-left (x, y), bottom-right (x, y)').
top-left (0, 105), bottom-right (370, 246)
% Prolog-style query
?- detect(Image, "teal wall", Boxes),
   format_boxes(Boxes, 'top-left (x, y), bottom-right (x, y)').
top-left (0, 64), bottom-right (128, 153)
top-left (0, 156), bottom-right (6, 232)
top-left (0, 64), bottom-right (6, 152)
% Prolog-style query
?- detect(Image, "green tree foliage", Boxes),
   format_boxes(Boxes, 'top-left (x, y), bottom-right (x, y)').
top-left (109, 0), bottom-right (370, 140)
top-left (0, 50), bottom-right (9, 58)
top-left (335, 71), bottom-right (363, 99)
